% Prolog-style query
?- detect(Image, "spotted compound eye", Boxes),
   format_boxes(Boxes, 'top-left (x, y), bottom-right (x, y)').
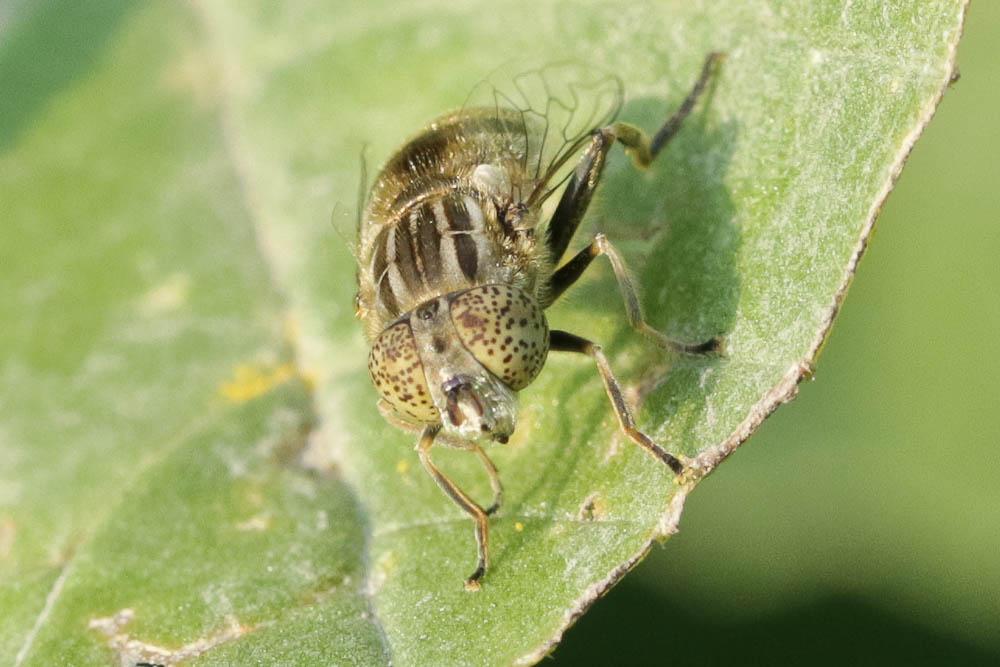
top-left (449, 285), bottom-right (549, 390)
top-left (368, 321), bottom-right (438, 423)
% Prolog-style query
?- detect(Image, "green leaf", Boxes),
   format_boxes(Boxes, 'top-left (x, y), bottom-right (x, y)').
top-left (0, 1), bottom-right (966, 664)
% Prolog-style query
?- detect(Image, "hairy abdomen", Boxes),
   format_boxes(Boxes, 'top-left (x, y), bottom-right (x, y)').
top-left (367, 189), bottom-right (510, 325)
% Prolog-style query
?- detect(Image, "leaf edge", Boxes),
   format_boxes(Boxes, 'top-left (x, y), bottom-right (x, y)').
top-left (514, 3), bottom-right (970, 663)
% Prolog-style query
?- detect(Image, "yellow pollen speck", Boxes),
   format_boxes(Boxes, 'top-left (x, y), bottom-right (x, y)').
top-left (219, 362), bottom-right (297, 403)
top-left (395, 459), bottom-right (410, 475)
top-left (514, 522), bottom-right (524, 532)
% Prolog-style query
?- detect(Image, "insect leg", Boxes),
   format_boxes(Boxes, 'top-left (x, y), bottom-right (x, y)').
top-left (545, 128), bottom-right (615, 263)
top-left (549, 234), bottom-right (722, 354)
top-left (416, 426), bottom-right (491, 590)
top-left (650, 52), bottom-right (725, 160)
top-left (609, 52), bottom-right (725, 167)
top-left (441, 437), bottom-right (504, 515)
top-left (544, 52), bottom-right (724, 263)
top-left (470, 443), bottom-right (504, 516)
top-left (549, 330), bottom-right (686, 476)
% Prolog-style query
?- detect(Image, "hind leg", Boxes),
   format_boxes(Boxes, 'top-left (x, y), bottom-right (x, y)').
top-left (544, 53), bottom-right (724, 266)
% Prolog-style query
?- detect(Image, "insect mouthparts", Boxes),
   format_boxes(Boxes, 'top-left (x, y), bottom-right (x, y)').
top-left (439, 371), bottom-right (517, 444)
top-left (444, 376), bottom-right (485, 428)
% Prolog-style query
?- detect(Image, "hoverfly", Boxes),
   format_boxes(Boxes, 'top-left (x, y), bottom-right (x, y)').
top-left (356, 54), bottom-right (723, 590)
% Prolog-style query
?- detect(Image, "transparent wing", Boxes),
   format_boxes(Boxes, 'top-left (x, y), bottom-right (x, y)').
top-left (462, 60), bottom-right (624, 206)
top-left (329, 200), bottom-right (361, 268)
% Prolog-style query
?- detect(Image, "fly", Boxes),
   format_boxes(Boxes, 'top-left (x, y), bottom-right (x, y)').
top-left (356, 53), bottom-right (724, 590)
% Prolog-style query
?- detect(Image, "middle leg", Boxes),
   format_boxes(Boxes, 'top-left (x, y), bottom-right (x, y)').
top-left (548, 233), bottom-right (722, 354)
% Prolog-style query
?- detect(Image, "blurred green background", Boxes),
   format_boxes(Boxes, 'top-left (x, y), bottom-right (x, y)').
top-left (556, 5), bottom-right (1000, 665)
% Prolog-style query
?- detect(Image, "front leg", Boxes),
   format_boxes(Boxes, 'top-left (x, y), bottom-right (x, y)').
top-left (445, 438), bottom-right (504, 516)
top-left (544, 52), bottom-right (724, 263)
top-left (415, 426), bottom-right (492, 591)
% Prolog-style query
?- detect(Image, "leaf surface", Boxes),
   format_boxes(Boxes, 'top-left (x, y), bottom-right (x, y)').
top-left (0, 1), bottom-right (966, 664)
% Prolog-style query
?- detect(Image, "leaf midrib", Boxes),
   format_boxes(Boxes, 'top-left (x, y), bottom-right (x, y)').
top-left (187, 2), bottom-right (396, 663)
